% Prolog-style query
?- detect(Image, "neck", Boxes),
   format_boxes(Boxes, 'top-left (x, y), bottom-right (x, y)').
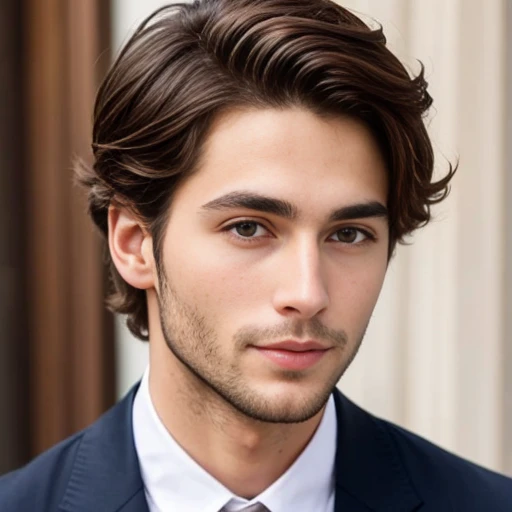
top-left (148, 346), bottom-right (326, 498)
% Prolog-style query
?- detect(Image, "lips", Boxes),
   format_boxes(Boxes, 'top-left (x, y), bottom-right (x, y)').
top-left (259, 340), bottom-right (329, 352)
top-left (252, 340), bottom-right (330, 370)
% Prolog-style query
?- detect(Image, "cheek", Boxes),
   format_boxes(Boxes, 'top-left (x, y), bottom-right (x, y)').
top-left (165, 240), bottom-right (264, 318)
top-left (328, 256), bottom-right (387, 331)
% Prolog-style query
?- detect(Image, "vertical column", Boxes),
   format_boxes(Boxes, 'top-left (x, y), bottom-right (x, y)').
top-left (504, 0), bottom-right (512, 477)
top-left (451, 0), bottom-right (505, 470)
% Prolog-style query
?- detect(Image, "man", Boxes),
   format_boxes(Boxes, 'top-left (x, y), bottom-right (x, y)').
top-left (1, 0), bottom-right (511, 510)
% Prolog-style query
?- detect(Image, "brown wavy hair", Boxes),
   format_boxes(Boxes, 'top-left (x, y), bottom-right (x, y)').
top-left (76, 0), bottom-right (456, 340)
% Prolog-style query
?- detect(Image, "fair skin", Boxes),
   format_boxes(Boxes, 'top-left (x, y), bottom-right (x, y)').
top-left (109, 107), bottom-right (389, 498)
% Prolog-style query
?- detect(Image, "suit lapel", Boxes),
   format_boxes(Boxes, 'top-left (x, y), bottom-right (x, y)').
top-left (58, 385), bottom-right (149, 512)
top-left (332, 390), bottom-right (422, 512)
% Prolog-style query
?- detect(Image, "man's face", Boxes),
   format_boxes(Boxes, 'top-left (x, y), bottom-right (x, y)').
top-left (155, 107), bottom-right (389, 423)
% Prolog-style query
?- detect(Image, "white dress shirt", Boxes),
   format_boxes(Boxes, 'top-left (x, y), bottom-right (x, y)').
top-left (133, 368), bottom-right (336, 512)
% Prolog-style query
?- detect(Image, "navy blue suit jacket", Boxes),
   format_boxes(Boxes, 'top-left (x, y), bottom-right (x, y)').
top-left (1, 385), bottom-right (511, 511)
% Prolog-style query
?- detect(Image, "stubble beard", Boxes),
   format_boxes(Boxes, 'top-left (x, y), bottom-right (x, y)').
top-left (157, 271), bottom-right (365, 424)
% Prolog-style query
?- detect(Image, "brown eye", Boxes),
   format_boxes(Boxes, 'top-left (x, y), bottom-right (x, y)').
top-left (234, 222), bottom-right (259, 237)
top-left (336, 228), bottom-right (357, 243)
top-left (332, 228), bottom-right (367, 244)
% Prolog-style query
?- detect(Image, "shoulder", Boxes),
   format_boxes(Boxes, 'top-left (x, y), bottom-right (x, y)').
top-left (333, 390), bottom-right (512, 511)
top-left (0, 385), bottom-right (142, 512)
top-left (0, 431), bottom-right (85, 512)
top-left (380, 417), bottom-right (512, 510)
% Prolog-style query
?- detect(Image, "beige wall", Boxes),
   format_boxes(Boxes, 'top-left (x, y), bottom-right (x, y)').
top-left (505, 0), bottom-right (512, 478)
top-left (112, 0), bottom-right (511, 475)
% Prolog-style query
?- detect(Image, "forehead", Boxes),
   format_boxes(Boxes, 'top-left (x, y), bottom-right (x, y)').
top-left (173, 107), bottom-right (388, 214)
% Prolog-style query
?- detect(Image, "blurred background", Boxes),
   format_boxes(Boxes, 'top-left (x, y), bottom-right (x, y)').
top-left (0, 0), bottom-right (511, 477)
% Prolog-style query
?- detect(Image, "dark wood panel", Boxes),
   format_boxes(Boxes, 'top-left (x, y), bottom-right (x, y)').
top-left (0, 0), bottom-right (29, 473)
top-left (24, 0), bottom-right (114, 456)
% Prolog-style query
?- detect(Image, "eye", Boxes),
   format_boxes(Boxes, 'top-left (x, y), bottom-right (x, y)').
top-left (329, 227), bottom-right (372, 244)
top-left (228, 221), bottom-right (268, 238)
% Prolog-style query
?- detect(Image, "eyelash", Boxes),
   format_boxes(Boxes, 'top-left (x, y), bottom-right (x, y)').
top-left (221, 220), bottom-right (376, 246)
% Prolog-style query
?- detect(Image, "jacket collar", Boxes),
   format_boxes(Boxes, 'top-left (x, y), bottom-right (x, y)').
top-left (59, 384), bottom-right (422, 512)
top-left (332, 389), bottom-right (422, 512)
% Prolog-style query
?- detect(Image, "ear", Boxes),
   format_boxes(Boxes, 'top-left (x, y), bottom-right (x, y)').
top-left (108, 205), bottom-right (156, 290)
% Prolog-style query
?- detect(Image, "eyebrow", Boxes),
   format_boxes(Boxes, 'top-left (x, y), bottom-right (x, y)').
top-left (201, 191), bottom-right (297, 219)
top-left (328, 202), bottom-right (388, 223)
top-left (200, 191), bottom-right (388, 222)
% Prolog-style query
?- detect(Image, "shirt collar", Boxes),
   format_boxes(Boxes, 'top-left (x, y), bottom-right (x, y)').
top-left (133, 367), bottom-right (336, 512)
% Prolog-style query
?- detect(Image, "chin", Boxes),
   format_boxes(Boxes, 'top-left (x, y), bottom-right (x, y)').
top-left (230, 383), bottom-right (334, 424)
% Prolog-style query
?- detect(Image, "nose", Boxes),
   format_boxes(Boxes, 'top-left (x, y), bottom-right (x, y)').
top-left (272, 238), bottom-right (330, 319)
